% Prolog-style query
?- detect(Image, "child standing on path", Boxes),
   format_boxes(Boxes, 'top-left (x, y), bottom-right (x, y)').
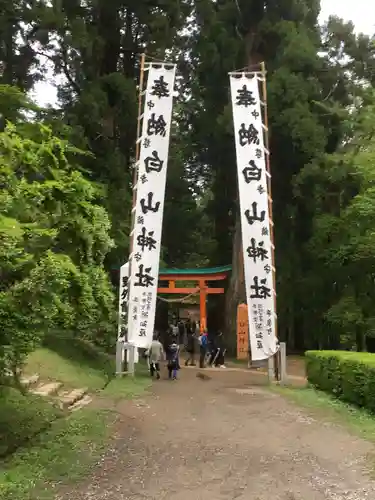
top-left (166, 334), bottom-right (180, 380)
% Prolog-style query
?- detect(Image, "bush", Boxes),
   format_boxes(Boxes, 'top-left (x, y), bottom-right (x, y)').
top-left (0, 388), bottom-right (63, 457)
top-left (0, 116), bottom-right (115, 381)
top-left (305, 350), bottom-right (375, 412)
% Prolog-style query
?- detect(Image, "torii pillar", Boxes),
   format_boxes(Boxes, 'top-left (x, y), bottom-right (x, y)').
top-left (199, 280), bottom-right (207, 332)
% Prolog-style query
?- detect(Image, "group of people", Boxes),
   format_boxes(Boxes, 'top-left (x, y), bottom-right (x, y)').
top-left (185, 327), bottom-right (226, 369)
top-left (146, 333), bottom-right (180, 380)
top-left (145, 317), bottom-right (226, 381)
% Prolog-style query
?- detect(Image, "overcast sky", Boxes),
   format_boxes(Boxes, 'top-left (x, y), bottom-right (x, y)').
top-left (32, 1), bottom-right (375, 106)
top-left (320, 0), bottom-right (375, 35)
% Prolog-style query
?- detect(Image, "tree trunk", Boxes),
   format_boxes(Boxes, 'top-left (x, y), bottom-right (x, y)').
top-left (225, 214), bottom-right (246, 354)
top-left (356, 327), bottom-right (365, 352)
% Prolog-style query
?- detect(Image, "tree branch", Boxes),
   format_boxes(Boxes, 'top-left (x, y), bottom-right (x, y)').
top-left (35, 50), bottom-right (81, 96)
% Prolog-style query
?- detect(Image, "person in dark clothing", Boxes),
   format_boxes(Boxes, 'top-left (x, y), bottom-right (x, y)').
top-left (178, 320), bottom-right (185, 345)
top-left (207, 334), bottom-right (218, 367)
top-left (207, 330), bottom-right (225, 367)
top-left (214, 330), bottom-right (226, 367)
top-left (191, 319), bottom-right (196, 335)
top-left (184, 331), bottom-right (196, 366)
top-left (198, 330), bottom-right (208, 368)
top-left (166, 334), bottom-right (180, 380)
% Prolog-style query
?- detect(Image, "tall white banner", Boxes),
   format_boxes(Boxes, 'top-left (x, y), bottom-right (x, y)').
top-left (229, 74), bottom-right (277, 361)
top-left (118, 262), bottom-right (129, 339)
top-left (127, 64), bottom-right (176, 348)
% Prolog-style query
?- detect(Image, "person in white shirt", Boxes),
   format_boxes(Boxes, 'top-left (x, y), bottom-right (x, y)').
top-left (146, 334), bottom-right (164, 380)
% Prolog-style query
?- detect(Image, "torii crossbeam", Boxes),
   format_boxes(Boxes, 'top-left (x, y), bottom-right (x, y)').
top-left (158, 265), bottom-right (231, 332)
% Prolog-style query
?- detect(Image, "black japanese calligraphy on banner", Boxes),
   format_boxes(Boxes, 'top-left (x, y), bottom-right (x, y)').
top-left (244, 202), bottom-right (265, 225)
top-left (145, 150), bottom-right (163, 173)
top-left (134, 264), bottom-right (155, 288)
top-left (238, 123), bottom-right (260, 146)
top-left (246, 238), bottom-right (269, 263)
top-left (250, 276), bottom-right (271, 300)
top-left (229, 74), bottom-right (277, 361)
top-left (121, 276), bottom-right (128, 299)
top-left (264, 264), bottom-right (271, 274)
top-left (140, 192), bottom-right (160, 214)
top-left (117, 262), bottom-right (129, 340)
top-left (127, 64), bottom-right (176, 349)
top-left (134, 252), bottom-right (142, 262)
top-left (147, 113), bottom-right (167, 137)
top-left (151, 75), bottom-right (170, 98)
top-left (242, 159), bottom-right (262, 184)
top-left (235, 84), bottom-right (256, 107)
top-left (137, 227), bottom-right (157, 252)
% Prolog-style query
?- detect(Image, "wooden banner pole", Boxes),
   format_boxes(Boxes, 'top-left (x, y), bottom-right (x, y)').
top-left (259, 61), bottom-right (279, 381)
top-left (119, 53), bottom-right (146, 375)
top-left (129, 52), bottom-right (146, 263)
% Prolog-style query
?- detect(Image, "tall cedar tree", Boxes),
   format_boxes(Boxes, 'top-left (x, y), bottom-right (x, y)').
top-left (187, 0), bottom-right (375, 349)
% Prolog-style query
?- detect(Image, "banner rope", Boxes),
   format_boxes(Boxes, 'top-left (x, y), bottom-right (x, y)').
top-left (156, 291), bottom-right (199, 303)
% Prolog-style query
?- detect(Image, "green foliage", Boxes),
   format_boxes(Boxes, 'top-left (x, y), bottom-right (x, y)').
top-left (3, 0), bottom-right (375, 354)
top-left (163, 141), bottom-right (216, 268)
top-left (274, 385), bottom-right (375, 450)
top-left (0, 389), bottom-right (63, 458)
top-left (0, 349), bottom-right (148, 500)
top-left (0, 101), bottom-right (115, 380)
top-left (0, 407), bottom-right (113, 500)
top-left (26, 0), bottom-right (194, 270)
top-left (40, 334), bottom-right (114, 383)
top-left (0, 85), bottom-right (36, 129)
top-left (306, 351), bottom-right (375, 412)
top-left (296, 93), bottom-right (375, 350)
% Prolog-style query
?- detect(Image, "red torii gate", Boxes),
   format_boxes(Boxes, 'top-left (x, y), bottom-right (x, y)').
top-left (158, 265), bottom-right (231, 332)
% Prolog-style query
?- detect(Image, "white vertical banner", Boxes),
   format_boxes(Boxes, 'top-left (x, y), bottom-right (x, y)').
top-left (127, 63), bottom-right (176, 348)
top-left (118, 262), bottom-right (129, 339)
top-left (229, 73), bottom-right (277, 361)
top-left (118, 261), bottom-right (138, 363)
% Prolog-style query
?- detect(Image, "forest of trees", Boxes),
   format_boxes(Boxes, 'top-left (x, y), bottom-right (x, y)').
top-left (1, 0), bottom-right (375, 378)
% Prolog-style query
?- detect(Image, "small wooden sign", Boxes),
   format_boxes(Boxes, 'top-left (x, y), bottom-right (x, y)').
top-left (237, 303), bottom-right (249, 360)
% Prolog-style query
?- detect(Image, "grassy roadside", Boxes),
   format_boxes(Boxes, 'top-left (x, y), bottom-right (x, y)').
top-left (273, 385), bottom-right (375, 444)
top-left (0, 407), bottom-right (114, 500)
top-left (0, 389), bottom-right (64, 458)
top-left (0, 343), bottom-right (151, 500)
top-left (102, 365), bottom-right (150, 400)
top-left (25, 339), bottom-right (113, 391)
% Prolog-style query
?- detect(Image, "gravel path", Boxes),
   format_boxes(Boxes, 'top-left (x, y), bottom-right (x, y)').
top-left (58, 367), bottom-right (375, 500)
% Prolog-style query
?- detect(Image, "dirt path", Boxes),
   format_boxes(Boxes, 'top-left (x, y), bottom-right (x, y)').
top-left (58, 368), bottom-right (375, 500)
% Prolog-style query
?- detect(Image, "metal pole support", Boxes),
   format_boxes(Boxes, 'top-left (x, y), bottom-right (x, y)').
top-left (116, 340), bottom-right (124, 377)
top-left (279, 342), bottom-right (287, 385)
top-left (267, 354), bottom-right (274, 383)
top-left (128, 343), bottom-right (135, 377)
top-left (116, 341), bottom-right (136, 377)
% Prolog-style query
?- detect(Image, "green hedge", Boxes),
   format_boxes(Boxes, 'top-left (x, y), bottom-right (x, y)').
top-left (305, 350), bottom-right (375, 412)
